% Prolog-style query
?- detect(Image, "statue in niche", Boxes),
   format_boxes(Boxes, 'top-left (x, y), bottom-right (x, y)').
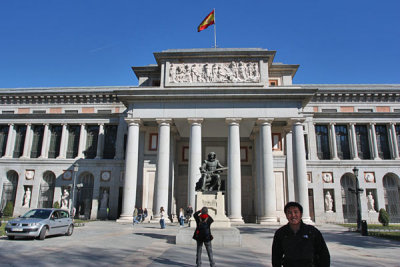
top-left (23, 187), bottom-right (31, 207)
top-left (195, 152), bottom-right (227, 192)
top-left (324, 191), bottom-right (333, 212)
top-left (100, 190), bottom-right (109, 209)
top-left (61, 189), bottom-right (70, 209)
top-left (367, 192), bottom-right (375, 212)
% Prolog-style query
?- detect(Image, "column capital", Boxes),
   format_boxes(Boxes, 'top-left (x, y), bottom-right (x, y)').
top-left (349, 122), bottom-right (356, 126)
top-left (369, 122), bottom-right (376, 126)
top-left (43, 123), bottom-right (49, 126)
top-left (156, 118), bottom-right (173, 125)
top-left (98, 122), bottom-right (104, 126)
top-left (329, 122), bottom-right (336, 126)
top-left (256, 118), bottom-right (273, 125)
top-left (225, 118), bottom-right (242, 125)
top-left (289, 117), bottom-right (306, 125)
top-left (125, 118), bottom-right (141, 126)
top-left (79, 123), bottom-right (86, 126)
top-left (8, 123), bottom-right (14, 127)
top-left (187, 118), bottom-right (203, 125)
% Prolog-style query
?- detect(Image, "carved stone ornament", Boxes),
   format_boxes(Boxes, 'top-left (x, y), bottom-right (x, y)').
top-left (101, 171), bottom-right (111, 182)
top-left (168, 61), bottom-right (260, 84)
top-left (25, 170), bottom-right (35, 180)
top-left (364, 172), bottom-right (375, 183)
top-left (322, 172), bottom-right (333, 183)
top-left (63, 170), bottom-right (72, 180)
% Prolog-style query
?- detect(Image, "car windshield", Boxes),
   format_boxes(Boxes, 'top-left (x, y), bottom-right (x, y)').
top-left (21, 209), bottom-right (52, 219)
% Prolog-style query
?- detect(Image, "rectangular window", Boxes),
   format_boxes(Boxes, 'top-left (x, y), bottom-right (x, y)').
top-left (66, 125), bottom-right (80, 158)
top-left (64, 110), bottom-right (78, 114)
top-left (358, 109), bottom-right (373, 112)
top-left (13, 125), bottom-right (26, 158)
top-left (375, 125), bottom-right (391, 159)
top-left (335, 125), bottom-right (350, 160)
top-left (240, 146), bottom-right (248, 162)
top-left (30, 125), bottom-right (44, 158)
top-left (149, 133), bottom-right (158, 151)
top-left (321, 109), bottom-right (337, 113)
top-left (84, 125), bottom-right (99, 159)
top-left (97, 110), bottom-right (112, 114)
top-left (48, 125), bottom-right (62, 158)
top-left (0, 125), bottom-right (9, 157)
top-left (272, 133), bottom-right (282, 151)
top-left (2, 111), bottom-right (14, 114)
top-left (315, 125), bottom-right (330, 160)
top-left (355, 125), bottom-right (371, 159)
top-left (32, 110), bottom-right (46, 114)
top-left (103, 125), bottom-right (117, 159)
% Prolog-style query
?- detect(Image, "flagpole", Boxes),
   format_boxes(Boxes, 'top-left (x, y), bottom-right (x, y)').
top-left (213, 8), bottom-right (217, 48)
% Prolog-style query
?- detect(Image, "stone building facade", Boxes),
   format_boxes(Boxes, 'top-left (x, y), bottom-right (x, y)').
top-left (0, 48), bottom-right (399, 224)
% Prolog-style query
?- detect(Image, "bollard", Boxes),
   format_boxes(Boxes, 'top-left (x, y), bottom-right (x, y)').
top-left (361, 220), bottom-right (368, 236)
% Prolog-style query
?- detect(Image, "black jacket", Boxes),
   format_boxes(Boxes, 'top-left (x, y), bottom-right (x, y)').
top-left (272, 221), bottom-right (330, 267)
top-left (192, 210), bottom-right (214, 242)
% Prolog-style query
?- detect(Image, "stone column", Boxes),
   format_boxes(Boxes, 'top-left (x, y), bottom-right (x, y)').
top-left (284, 126), bottom-right (295, 201)
top-left (77, 123), bottom-right (86, 158)
top-left (226, 118), bottom-right (243, 223)
top-left (369, 123), bottom-right (380, 160)
top-left (307, 122), bottom-right (318, 161)
top-left (39, 124), bottom-right (50, 159)
top-left (114, 116), bottom-right (127, 160)
top-left (117, 119), bottom-right (140, 222)
top-left (349, 123), bottom-right (360, 160)
top-left (57, 123), bottom-right (68, 159)
top-left (95, 123), bottom-right (105, 159)
top-left (258, 118), bottom-right (277, 223)
top-left (187, 118), bottom-right (203, 208)
top-left (389, 123), bottom-right (400, 159)
top-left (153, 119), bottom-right (171, 219)
top-left (329, 123), bottom-right (339, 160)
top-left (21, 123), bottom-right (32, 158)
top-left (3, 123), bottom-right (15, 158)
top-left (292, 120), bottom-right (312, 223)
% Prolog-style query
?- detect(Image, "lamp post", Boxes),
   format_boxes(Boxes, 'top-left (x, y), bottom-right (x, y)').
top-left (70, 163), bottom-right (79, 217)
top-left (348, 167), bottom-right (364, 232)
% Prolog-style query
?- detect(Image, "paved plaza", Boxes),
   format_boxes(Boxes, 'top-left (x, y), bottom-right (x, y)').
top-left (1, 221), bottom-right (400, 267)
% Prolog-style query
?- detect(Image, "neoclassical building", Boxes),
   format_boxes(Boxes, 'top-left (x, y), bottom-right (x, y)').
top-left (1, 48), bottom-right (399, 224)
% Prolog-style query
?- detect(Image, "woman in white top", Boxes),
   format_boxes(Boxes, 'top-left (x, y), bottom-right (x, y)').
top-left (159, 207), bottom-right (166, 229)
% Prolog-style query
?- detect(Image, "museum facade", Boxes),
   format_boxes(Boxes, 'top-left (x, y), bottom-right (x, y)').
top-left (1, 48), bottom-right (399, 224)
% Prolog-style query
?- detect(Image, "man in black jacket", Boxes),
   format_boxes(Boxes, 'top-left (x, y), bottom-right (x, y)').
top-left (272, 202), bottom-right (330, 267)
top-left (193, 207), bottom-right (215, 267)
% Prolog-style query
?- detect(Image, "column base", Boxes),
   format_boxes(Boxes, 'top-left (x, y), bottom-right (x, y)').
top-left (116, 214), bottom-right (134, 223)
top-left (302, 216), bottom-right (314, 225)
top-left (229, 216), bottom-right (244, 225)
top-left (258, 216), bottom-right (278, 225)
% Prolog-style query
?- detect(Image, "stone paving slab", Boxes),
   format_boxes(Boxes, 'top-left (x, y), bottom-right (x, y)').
top-left (0, 221), bottom-right (400, 266)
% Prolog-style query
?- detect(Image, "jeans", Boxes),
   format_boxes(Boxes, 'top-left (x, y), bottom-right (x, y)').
top-left (196, 240), bottom-right (215, 267)
top-left (179, 216), bottom-right (184, 226)
top-left (160, 218), bottom-right (165, 229)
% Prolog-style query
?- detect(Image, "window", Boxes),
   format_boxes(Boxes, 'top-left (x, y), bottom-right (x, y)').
top-left (84, 125), bottom-right (99, 159)
top-left (355, 125), bottom-right (371, 159)
top-left (269, 79), bottom-right (278, 86)
top-left (30, 125), bottom-right (44, 158)
top-left (358, 109), bottom-right (373, 113)
top-left (66, 125), bottom-right (80, 158)
top-left (396, 125), bottom-right (400, 154)
top-left (321, 109), bottom-right (337, 113)
top-left (97, 110), bottom-right (112, 114)
top-left (335, 125), bottom-right (350, 159)
top-left (65, 110), bottom-right (78, 114)
top-left (48, 125), bottom-right (62, 158)
top-left (2, 111), bottom-right (14, 114)
top-left (32, 110), bottom-right (46, 114)
top-left (0, 125), bottom-right (9, 157)
top-left (13, 125), bottom-right (26, 158)
top-left (272, 133), bottom-right (282, 151)
top-left (375, 125), bottom-right (391, 159)
top-left (315, 125), bottom-right (330, 160)
top-left (149, 133), bottom-right (158, 151)
top-left (103, 125), bottom-right (117, 159)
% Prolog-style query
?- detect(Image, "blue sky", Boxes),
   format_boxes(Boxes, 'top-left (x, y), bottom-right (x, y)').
top-left (1, 0), bottom-right (399, 88)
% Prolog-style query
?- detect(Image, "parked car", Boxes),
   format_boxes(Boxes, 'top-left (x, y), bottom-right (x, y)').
top-left (5, 208), bottom-right (74, 240)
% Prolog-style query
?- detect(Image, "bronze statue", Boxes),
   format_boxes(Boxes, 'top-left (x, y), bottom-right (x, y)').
top-left (195, 152), bottom-right (227, 192)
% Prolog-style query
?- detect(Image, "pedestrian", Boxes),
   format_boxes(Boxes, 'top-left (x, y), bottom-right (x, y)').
top-left (143, 208), bottom-right (148, 222)
top-left (193, 207), bottom-right (215, 267)
top-left (272, 202), bottom-right (330, 267)
top-left (137, 207), bottom-right (143, 222)
top-left (133, 206), bottom-right (139, 225)
top-left (159, 207), bottom-right (166, 229)
top-left (186, 205), bottom-right (193, 223)
top-left (179, 207), bottom-right (185, 227)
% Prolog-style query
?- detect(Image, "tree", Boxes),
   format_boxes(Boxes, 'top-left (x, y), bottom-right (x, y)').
top-left (378, 208), bottom-right (390, 226)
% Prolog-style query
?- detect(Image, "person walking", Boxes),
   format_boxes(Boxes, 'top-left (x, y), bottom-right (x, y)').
top-left (159, 207), bottom-right (166, 229)
top-left (193, 207), bottom-right (215, 267)
top-left (179, 207), bottom-right (185, 227)
top-left (272, 202), bottom-right (330, 267)
top-left (132, 206), bottom-right (139, 225)
top-left (186, 205), bottom-right (193, 223)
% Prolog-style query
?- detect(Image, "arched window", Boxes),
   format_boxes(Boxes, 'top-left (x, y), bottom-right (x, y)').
top-left (1, 170), bottom-right (19, 211)
top-left (75, 172), bottom-right (94, 219)
top-left (38, 171), bottom-right (56, 208)
top-left (341, 173), bottom-right (357, 222)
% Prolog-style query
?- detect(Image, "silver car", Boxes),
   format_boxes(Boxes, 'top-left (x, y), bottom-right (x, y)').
top-left (5, 208), bottom-right (74, 240)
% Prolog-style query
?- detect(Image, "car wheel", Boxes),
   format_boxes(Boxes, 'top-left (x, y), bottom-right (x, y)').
top-left (38, 226), bottom-right (48, 240)
top-left (8, 236), bottom-right (15, 240)
top-left (65, 224), bottom-right (74, 236)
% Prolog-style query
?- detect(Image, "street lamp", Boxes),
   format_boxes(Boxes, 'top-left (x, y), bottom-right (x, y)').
top-left (70, 163), bottom-right (79, 217)
top-left (348, 167), bottom-right (364, 232)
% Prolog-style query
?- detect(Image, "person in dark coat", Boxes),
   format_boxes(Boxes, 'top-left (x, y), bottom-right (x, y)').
top-left (272, 202), bottom-right (330, 267)
top-left (193, 207), bottom-right (215, 267)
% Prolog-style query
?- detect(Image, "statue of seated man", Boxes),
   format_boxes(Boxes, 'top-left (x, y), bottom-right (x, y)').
top-left (195, 152), bottom-right (226, 192)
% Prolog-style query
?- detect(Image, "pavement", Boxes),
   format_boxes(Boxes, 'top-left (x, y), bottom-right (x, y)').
top-left (1, 221), bottom-right (400, 267)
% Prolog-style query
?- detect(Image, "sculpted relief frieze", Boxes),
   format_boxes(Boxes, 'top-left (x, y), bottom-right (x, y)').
top-left (168, 61), bottom-right (260, 84)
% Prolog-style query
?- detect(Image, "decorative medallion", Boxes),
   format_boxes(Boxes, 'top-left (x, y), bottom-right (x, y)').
top-left (322, 172), bottom-right (333, 183)
top-left (63, 170), bottom-right (73, 180)
top-left (364, 172), bottom-right (375, 183)
top-left (101, 171), bottom-right (111, 182)
top-left (25, 170), bottom-right (35, 180)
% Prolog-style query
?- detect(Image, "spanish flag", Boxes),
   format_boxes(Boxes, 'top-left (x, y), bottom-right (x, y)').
top-left (198, 10), bottom-right (215, 32)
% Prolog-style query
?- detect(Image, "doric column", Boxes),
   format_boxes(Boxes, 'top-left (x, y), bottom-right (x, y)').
top-left (114, 116), bottom-right (127, 160)
top-left (187, 118), bottom-right (203, 208)
top-left (117, 119), bottom-right (140, 222)
top-left (257, 118), bottom-right (277, 223)
top-left (389, 123), bottom-right (400, 159)
top-left (95, 123), bottom-right (105, 159)
top-left (226, 118), bottom-right (243, 223)
top-left (308, 122), bottom-right (318, 160)
top-left (39, 124), bottom-right (50, 159)
top-left (77, 123), bottom-right (86, 158)
top-left (153, 119), bottom-right (172, 219)
top-left (329, 123), bottom-right (339, 160)
top-left (21, 123), bottom-right (32, 158)
top-left (3, 123), bottom-right (15, 158)
top-left (57, 123), bottom-right (68, 159)
top-left (369, 123), bottom-right (380, 160)
top-left (349, 123), bottom-right (360, 160)
top-left (292, 120), bottom-right (311, 222)
top-left (284, 126), bottom-right (295, 201)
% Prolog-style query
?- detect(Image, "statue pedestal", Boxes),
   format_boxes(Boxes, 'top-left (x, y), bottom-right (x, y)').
top-left (176, 191), bottom-right (241, 247)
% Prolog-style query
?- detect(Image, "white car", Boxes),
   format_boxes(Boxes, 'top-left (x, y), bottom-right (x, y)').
top-left (5, 208), bottom-right (74, 240)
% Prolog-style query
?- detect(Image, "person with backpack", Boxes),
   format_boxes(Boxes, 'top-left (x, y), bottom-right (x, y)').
top-left (193, 207), bottom-right (215, 267)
